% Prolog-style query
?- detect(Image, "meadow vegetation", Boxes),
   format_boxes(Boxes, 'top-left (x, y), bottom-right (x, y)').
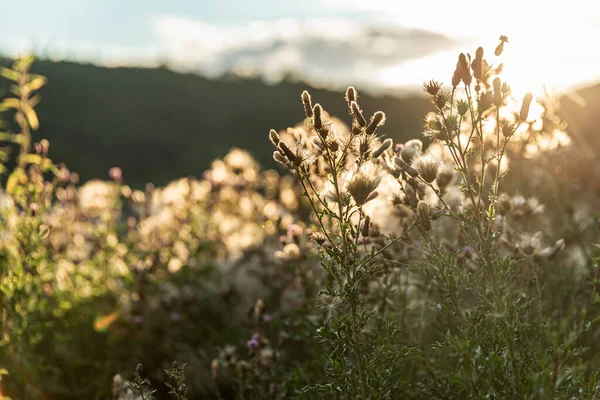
top-left (1, 38), bottom-right (600, 399)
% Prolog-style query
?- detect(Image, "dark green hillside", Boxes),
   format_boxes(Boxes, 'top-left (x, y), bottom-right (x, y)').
top-left (1, 59), bottom-right (433, 187)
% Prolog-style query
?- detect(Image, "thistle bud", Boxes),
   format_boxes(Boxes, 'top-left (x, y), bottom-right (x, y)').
top-left (436, 167), bottom-right (454, 190)
top-left (364, 191), bottom-right (379, 204)
top-left (475, 46), bottom-right (484, 59)
top-left (417, 201), bottom-right (431, 231)
top-left (361, 215), bottom-right (370, 237)
top-left (520, 93), bottom-right (533, 121)
top-left (313, 103), bottom-right (323, 130)
top-left (471, 58), bottom-right (482, 81)
top-left (452, 69), bottom-right (461, 88)
top-left (394, 156), bottom-right (418, 177)
top-left (301, 90), bottom-right (313, 118)
top-left (493, 78), bottom-right (502, 107)
top-left (404, 183), bottom-right (419, 207)
top-left (136, 363), bottom-right (144, 375)
top-left (269, 129), bottom-right (280, 147)
top-left (278, 141), bottom-right (296, 163)
top-left (211, 359), bottom-right (220, 380)
top-left (458, 53), bottom-right (472, 85)
top-left (351, 101), bottom-right (367, 128)
top-left (366, 111), bottom-right (385, 135)
top-left (495, 35), bottom-right (508, 57)
top-left (501, 122), bottom-right (514, 138)
top-left (273, 151), bottom-right (291, 168)
top-left (345, 86), bottom-right (357, 103)
top-left (400, 139), bottom-right (422, 163)
top-left (372, 138), bottom-right (393, 158)
top-left (254, 298), bottom-right (265, 321)
top-left (456, 99), bottom-right (469, 116)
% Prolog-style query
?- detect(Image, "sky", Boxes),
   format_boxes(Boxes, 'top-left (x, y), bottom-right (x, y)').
top-left (2, 0), bottom-right (600, 95)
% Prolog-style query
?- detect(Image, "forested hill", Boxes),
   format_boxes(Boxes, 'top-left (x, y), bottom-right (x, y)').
top-left (0, 59), bottom-right (432, 187)
top-left (1, 58), bottom-right (598, 187)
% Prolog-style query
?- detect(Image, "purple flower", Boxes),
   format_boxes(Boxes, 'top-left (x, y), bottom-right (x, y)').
top-left (133, 315), bottom-right (144, 325)
top-left (170, 312), bottom-right (181, 322)
top-left (263, 314), bottom-right (273, 323)
top-left (247, 338), bottom-right (259, 350)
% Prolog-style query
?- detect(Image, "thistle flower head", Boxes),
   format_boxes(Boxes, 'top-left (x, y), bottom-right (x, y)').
top-left (346, 168), bottom-right (382, 206)
top-left (412, 154), bottom-right (439, 183)
top-left (456, 99), bottom-right (469, 116)
top-left (422, 80), bottom-right (442, 96)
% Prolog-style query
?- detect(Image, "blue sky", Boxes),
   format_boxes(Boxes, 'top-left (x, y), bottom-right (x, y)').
top-left (2, 0), bottom-right (600, 93)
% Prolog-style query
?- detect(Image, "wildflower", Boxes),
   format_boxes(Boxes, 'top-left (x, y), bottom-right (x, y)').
top-left (417, 201), bottom-right (431, 231)
top-left (351, 101), bottom-right (367, 128)
top-left (278, 141), bottom-right (296, 163)
top-left (309, 230), bottom-right (327, 245)
top-left (372, 138), bottom-right (393, 158)
top-left (400, 139), bottom-right (423, 163)
top-left (269, 129), bottom-right (280, 147)
top-left (493, 78), bottom-right (502, 107)
top-left (456, 99), bottom-right (469, 116)
top-left (366, 111), bottom-right (385, 135)
top-left (211, 359), bottom-right (220, 380)
top-left (478, 91), bottom-right (493, 114)
top-left (136, 363), bottom-right (144, 375)
top-left (109, 167), bottom-right (122, 182)
top-left (472, 47), bottom-right (484, 80)
top-left (345, 86), bottom-right (357, 103)
top-left (412, 154), bottom-right (439, 183)
top-left (457, 53), bottom-right (472, 85)
top-left (394, 156), bottom-right (419, 177)
top-left (436, 167), bottom-right (454, 190)
top-left (254, 299), bottom-right (265, 321)
top-left (501, 121), bottom-right (514, 138)
top-left (247, 337), bottom-right (259, 350)
top-left (433, 90), bottom-right (450, 109)
top-left (301, 90), bottom-right (313, 118)
top-left (361, 214), bottom-right (370, 237)
top-left (452, 69), bottom-right (461, 88)
top-left (495, 35), bottom-right (508, 56)
top-left (273, 151), bottom-right (291, 169)
top-left (313, 103), bottom-right (323, 131)
top-left (346, 169), bottom-right (382, 206)
top-left (422, 80), bottom-right (442, 96)
top-left (520, 92), bottom-right (533, 121)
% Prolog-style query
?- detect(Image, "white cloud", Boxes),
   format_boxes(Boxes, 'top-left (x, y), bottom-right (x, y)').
top-left (151, 15), bottom-right (455, 88)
